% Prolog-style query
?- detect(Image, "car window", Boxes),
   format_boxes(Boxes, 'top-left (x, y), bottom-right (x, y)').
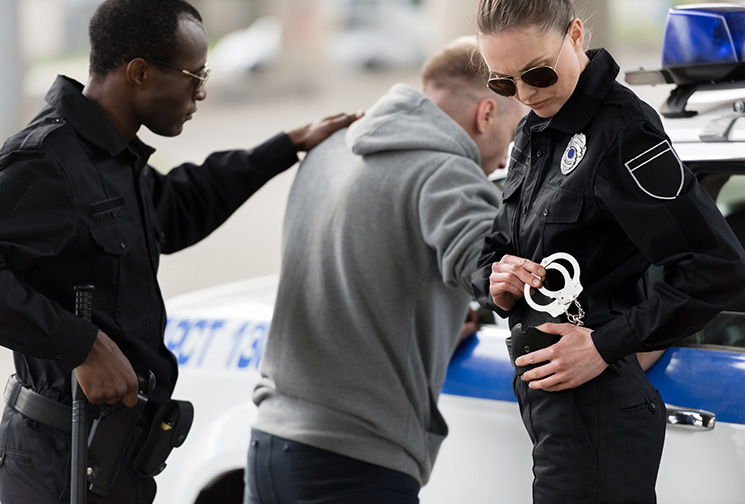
top-left (716, 174), bottom-right (745, 217)
top-left (679, 172), bottom-right (745, 350)
top-left (683, 311), bottom-right (745, 349)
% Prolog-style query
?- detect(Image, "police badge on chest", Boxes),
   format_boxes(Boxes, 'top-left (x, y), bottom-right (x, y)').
top-left (561, 133), bottom-right (586, 175)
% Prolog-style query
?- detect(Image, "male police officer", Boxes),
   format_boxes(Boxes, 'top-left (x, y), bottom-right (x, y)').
top-left (0, 1), bottom-right (358, 502)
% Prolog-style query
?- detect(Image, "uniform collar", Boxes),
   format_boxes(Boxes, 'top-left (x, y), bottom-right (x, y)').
top-left (45, 75), bottom-right (155, 160)
top-left (526, 48), bottom-right (619, 134)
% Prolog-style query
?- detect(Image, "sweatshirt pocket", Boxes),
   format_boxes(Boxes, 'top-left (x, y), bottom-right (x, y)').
top-left (425, 392), bottom-right (449, 463)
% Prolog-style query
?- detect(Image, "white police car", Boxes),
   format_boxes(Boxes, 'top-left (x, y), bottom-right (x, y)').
top-left (154, 5), bottom-right (745, 503)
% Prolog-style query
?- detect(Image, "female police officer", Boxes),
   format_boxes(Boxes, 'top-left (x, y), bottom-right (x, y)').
top-left (471, 0), bottom-right (745, 502)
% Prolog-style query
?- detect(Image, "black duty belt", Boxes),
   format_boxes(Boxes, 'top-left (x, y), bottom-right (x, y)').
top-left (3, 375), bottom-right (71, 433)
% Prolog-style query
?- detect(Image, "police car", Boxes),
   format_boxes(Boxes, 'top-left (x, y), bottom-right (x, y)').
top-left (154, 5), bottom-right (745, 503)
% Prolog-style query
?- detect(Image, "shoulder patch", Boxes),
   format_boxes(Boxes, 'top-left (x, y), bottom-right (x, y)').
top-left (624, 140), bottom-right (683, 200)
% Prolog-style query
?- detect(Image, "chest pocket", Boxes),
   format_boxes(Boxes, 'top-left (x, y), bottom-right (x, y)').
top-left (541, 184), bottom-right (583, 224)
top-left (538, 184), bottom-right (584, 261)
top-left (501, 168), bottom-right (525, 204)
top-left (90, 219), bottom-right (141, 256)
top-left (500, 170), bottom-right (525, 235)
top-left (89, 199), bottom-right (142, 256)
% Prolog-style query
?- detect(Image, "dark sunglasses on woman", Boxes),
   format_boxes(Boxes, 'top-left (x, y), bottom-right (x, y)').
top-left (486, 27), bottom-right (569, 97)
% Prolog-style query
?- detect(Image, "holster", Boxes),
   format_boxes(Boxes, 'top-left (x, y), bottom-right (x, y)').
top-left (87, 395), bottom-right (149, 496)
top-left (506, 308), bottom-right (563, 377)
top-left (507, 325), bottom-right (561, 376)
top-left (133, 399), bottom-right (194, 477)
top-left (86, 397), bottom-right (193, 495)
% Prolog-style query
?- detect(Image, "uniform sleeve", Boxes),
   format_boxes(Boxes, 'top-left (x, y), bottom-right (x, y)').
top-left (0, 152), bottom-right (98, 370)
top-left (471, 170), bottom-right (520, 315)
top-left (591, 120), bottom-right (745, 363)
top-left (151, 133), bottom-right (299, 253)
top-left (417, 158), bottom-right (501, 296)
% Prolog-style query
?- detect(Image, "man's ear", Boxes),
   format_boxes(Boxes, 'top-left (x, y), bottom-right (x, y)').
top-left (475, 98), bottom-right (497, 135)
top-left (125, 58), bottom-right (149, 87)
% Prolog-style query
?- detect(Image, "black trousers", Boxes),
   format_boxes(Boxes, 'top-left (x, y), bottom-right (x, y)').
top-left (0, 404), bottom-right (156, 504)
top-left (244, 429), bottom-right (420, 504)
top-left (514, 354), bottom-right (666, 504)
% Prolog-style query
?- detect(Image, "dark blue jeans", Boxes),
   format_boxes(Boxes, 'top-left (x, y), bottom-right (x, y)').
top-left (244, 429), bottom-right (420, 504)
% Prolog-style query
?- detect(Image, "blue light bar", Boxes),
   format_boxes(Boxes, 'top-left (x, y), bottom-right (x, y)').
top-left (663, 4), bottom-right (745, 67)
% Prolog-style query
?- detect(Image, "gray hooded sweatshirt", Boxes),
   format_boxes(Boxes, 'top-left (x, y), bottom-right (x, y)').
top-left (253, 84), bottom-right (501, 485)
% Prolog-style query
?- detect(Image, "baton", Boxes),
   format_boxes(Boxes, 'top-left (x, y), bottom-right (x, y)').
top-left (72, 284), bottom-right (94, 504)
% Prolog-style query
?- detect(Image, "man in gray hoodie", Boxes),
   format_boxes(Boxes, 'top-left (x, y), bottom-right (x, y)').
top-left (246, 37), bottom-right (526, 503)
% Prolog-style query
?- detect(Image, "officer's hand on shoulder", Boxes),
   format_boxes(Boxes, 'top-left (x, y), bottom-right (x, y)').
top-left (75, 330), bottom-right (139, 407)
top-left (287, 110), bottom-right (364, 152)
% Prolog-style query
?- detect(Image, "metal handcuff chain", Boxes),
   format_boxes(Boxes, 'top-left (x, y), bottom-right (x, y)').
top-left (523, 252), bottom-right (585, 326)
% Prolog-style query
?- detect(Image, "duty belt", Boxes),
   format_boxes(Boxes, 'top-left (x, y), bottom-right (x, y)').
top-left (3, 374), bottom-right (71, 433)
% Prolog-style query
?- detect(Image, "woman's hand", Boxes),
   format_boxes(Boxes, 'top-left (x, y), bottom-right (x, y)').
top-left (489, 254), bottom-right (546, 311)
top-left (517, 323), bottom-right (609, 391)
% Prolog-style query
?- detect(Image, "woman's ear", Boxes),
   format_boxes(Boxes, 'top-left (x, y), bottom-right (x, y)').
top-left (568, 18), bottom-right (584, 51)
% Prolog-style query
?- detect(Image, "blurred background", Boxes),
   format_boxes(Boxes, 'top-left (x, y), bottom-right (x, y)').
top-left (0, 0), bottom-right (713, 370)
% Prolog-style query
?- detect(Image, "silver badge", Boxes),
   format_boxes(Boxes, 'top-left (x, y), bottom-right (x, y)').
top-left (561, 133), bottom-right (586, 175)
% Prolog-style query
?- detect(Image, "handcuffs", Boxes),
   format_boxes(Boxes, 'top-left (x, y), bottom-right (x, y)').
top-left (523, 252), bottom-right (585, 326)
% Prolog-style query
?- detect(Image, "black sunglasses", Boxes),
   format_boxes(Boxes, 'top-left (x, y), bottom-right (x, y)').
top-left (486, 30), bottom-right (569, 97)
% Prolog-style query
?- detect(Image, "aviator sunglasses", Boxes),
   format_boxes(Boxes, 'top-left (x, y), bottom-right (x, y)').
top-left (486, 26), bottom-right (570, 98)
top-left (144, 57), bottom-right (211, 93)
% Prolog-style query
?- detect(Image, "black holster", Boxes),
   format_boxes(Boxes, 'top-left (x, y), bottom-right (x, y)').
top-left (506, 309), bottom-right (563, 377)
top-left (86, 397), bottom-right (193, 495)
top-left (133, 399), bottom-right (194, 477)
top-left (86, 395), bottom-right (149, 496)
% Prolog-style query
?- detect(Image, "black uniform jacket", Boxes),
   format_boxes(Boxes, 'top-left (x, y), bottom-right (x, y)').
top-left (472, 49), bottom-right (745, 364)
top-left (0, 76), bottom-right (298, 404)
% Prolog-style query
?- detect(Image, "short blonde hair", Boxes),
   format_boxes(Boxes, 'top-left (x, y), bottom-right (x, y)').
top-left (420, 36), bottom-right (489, 96)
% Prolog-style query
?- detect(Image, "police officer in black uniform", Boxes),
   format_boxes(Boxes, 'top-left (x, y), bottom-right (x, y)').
top-left (0, 1), bottom-right (359, 502)
top-left (472, 1), bottom-right (745, 503)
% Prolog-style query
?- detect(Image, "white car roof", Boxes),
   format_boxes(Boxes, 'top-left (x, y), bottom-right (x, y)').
top-left (641, 82), bottom-right (745, 163)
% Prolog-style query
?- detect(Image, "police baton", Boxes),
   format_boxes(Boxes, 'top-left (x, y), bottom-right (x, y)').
top-left (72, 284), bottom-right (94, 504)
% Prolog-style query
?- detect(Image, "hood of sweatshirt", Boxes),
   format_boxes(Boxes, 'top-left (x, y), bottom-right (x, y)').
top-left (346, 83), bottom-right (481, 165)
